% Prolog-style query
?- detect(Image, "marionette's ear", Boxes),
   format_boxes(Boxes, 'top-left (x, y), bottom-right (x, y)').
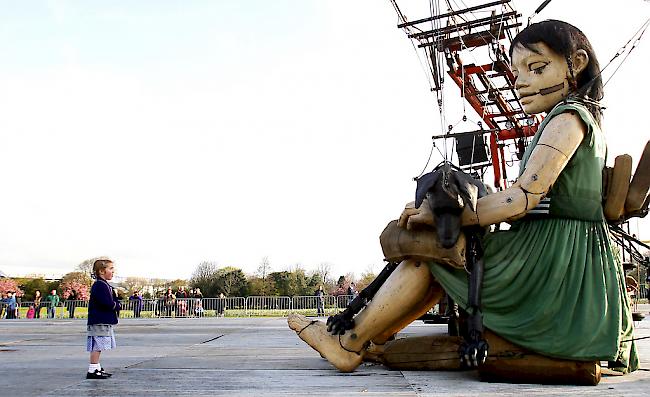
top-left (571, 49), bottom-right (589, 76)
top-left (415, 170), bottom-right (440, 208)
top-left (451, 171), bottom-right (483, 212)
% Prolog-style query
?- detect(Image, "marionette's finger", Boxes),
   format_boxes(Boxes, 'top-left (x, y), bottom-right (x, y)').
top-left (407, 210), bottom-right (434, 230)
top-left (398, 207), bottom-right (420, 228)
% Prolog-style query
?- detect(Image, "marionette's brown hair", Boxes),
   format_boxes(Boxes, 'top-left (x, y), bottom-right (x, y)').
top-left (510, 19), bottom-right (603, 125)
top-left (92, 258), bottom-right (113, 279)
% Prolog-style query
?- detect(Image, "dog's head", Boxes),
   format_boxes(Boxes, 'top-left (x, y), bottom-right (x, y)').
top-left (415, 165), bottom-right (487, 248)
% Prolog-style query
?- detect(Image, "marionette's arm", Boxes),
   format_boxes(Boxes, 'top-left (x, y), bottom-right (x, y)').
top-left (460, 111), bottom-right (586, 226)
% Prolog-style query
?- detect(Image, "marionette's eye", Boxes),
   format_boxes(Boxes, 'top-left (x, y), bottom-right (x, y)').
top-left (529, 62), bottom-right (548, 75)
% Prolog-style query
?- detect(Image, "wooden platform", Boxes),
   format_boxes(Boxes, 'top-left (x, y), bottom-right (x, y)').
top-left (0, 310), bottom-right (649, 396)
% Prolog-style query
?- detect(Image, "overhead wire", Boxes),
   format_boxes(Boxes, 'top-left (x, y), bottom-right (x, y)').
top-left (390, 0), bottom-right (437, 91)
top-left (603, 17), bottom-right (650, 87)
top-left (445, 0), bottom-right (512, 168)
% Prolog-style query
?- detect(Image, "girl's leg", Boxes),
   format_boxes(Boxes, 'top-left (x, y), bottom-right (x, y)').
top-left (90, 351), bottom-right (101, 364)
top-left (87, 350), bottom-right (111, 378)
top-left (288, 259), bottom-right (439, 372)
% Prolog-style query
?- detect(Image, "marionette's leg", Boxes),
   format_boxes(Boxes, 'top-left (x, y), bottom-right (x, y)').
top-left (288, 259), bottom-right (435, 372)
top-left (371, 280), bottom-right (444, 345)
top-left (363, 281), bottom-right (443, 363)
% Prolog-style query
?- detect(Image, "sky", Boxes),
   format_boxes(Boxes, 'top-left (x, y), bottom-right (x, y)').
top-left (0, 0), bottom-right (648, 280)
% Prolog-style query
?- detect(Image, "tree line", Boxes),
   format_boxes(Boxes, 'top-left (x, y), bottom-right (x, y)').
top-left (3, 257), bottom-right (380, 301)
top-left (188, 259), bottom-right (377, 298)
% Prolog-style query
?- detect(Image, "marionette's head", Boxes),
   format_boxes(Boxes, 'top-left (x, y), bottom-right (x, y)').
top-left (509, 20), bottom-right (603, 118)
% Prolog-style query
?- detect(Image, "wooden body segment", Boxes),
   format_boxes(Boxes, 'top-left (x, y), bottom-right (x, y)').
top-left (379, 220), bottom-right (466, 269)
top-left (379, 331), bottom-right (601, 385)
top-left (604, 154), bottom-right (633, 221)
top-left (625, 140), bottom-right (650, 213)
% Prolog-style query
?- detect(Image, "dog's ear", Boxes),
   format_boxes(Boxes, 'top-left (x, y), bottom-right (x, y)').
top-left (415, 170), bottom-right (440, 208)
top-left (452, 172), bottom-right (481, 212)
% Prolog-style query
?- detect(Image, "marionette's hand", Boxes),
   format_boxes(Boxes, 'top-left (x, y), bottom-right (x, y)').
top-left (326, 309), bottom-right (355, 335)
top-left (398, 200), bottom-right (435, 230)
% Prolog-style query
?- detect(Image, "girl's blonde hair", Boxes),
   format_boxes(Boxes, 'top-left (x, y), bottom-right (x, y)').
top-left (92, 258), bottom-right (113, 279)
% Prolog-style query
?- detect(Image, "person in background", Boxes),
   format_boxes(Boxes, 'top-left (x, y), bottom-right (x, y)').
top-left (175, 286), bottom-right (187, 299)
top-left (217, 293), bottom-right (226, 317)
top-left (315, 285), bottom-right (325, 317)
top-left (0, 292), bottom-right (7, 318)
top-left (129, 290), bottom-right (143, 318)
top-left (194, 298), bottom-right (204, 317)
top-left (164, 287), bottom-right (175, 317)
top-left (33, 290), bottom-right (43, 319)
top-left (67, 289), bottom-right (79, 319)
top-left (86, 258), bottom-right (120, 379)
top-left (45, 289), bottom-right (60, 319)
top-left (346, 283), bottom-right (358, 305)
top-left (14, 291), bottom-right (21, 318)
top-left (4, 292), bottom-right (17, 319)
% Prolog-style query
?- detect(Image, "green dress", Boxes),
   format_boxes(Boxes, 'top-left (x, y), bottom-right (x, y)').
top-left (429, 100), bottom-right (639, 373)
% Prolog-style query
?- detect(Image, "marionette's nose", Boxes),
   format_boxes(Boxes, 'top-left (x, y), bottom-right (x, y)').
top-left (515, 78), bottom-right (529, 91)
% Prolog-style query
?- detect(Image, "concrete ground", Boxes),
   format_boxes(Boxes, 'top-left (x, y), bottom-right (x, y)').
top-left (1, 307), bottom-right (649, 397)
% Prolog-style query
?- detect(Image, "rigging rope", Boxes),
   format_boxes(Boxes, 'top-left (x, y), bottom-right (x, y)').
top-left (603, 17), bottom-right (650, 87)
top-left (527, 0), bottom-right (553, 26)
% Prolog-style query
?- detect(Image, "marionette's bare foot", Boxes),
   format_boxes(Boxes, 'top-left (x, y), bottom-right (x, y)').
top-left (287, 313), bottom-right (363, 372)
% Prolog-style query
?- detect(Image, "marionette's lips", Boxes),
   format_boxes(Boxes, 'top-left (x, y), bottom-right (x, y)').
top-left (518, 91), bottom-right (537, 99)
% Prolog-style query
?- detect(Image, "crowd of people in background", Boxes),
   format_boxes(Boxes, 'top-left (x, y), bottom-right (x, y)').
top-left (0, 291), bottom-right (19, 319)
top-left (155, 287), bottom-right (209, 317)
top-left (1, 281), bottom-right (367, 320)
top-left (0, 288), bottom-right (63, 319)
top-left (0, 286), bottom-right (217, 320)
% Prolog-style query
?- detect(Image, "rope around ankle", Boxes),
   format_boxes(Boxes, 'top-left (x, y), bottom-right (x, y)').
top-left (296, 320), bottom-right (318, 337)
top-left (338, 334), bottom-right (363, 356)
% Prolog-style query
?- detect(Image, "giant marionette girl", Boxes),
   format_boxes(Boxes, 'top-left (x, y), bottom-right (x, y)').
top-left (288, 19), bottom-right (639, 384)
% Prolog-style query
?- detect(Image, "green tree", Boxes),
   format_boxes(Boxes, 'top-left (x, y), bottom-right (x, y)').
top-left (19, 278), bottom-right (49, 300)
top-left (189, 261), bottom-right (220, 297)
top-left (46, 280), bottom-right (61, 295)
top-left (247, 276), bottom-right (276, 296)
top-left (122, 277), bottom-right (149, 294)
top-left (169, 279), bottom-right (188, 290)
top-left (61, 271), bottom-right (92, 287)
top-left (255, 257), bottom-right (274, 295)
top-left (310, 264), bottom-right (335, 293)
top-left (269, 271), bottom-right (291, 296)
top-left (357, 264), bottom-right (378, 291)
top-left (288, 266), bottom-right (309, 296)
top-left (215, 267), bottom-right (248, 297)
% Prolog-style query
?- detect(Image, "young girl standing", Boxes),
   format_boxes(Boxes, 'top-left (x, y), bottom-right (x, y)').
top-left (86, 258), bottom-right (121, 379)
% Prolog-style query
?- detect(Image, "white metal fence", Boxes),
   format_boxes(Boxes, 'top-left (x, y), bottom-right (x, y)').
top-left (1, 295), bottom-right (355, 319)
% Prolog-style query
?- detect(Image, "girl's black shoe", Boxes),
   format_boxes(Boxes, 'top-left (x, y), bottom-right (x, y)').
top-left (100, 368), bottom-right (113, 377)
top-left (86, 369), bottom-right (110, 379)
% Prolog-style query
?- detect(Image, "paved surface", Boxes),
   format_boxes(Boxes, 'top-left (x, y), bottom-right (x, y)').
top-left (0, 307), bottom-right (649, 396)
